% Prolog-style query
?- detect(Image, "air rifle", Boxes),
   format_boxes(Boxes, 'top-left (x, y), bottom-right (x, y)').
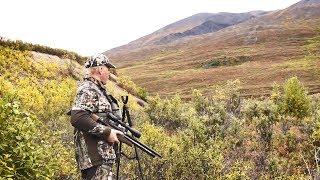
top-left (92, 112), bottom-right (162, 158)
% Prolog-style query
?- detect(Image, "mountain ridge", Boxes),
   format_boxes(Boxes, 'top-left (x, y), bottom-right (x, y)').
top-left (106, 11), bottom-right (268, 55)
top-left (155, 11), bottom-right (267, 45)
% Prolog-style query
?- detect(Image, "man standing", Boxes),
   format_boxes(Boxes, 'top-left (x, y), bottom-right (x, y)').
top-left (70, 54), bottom-right (122, 180)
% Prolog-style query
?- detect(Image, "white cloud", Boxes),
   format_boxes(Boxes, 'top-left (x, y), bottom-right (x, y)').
top-left (0, 0), bottom-right (301, 56)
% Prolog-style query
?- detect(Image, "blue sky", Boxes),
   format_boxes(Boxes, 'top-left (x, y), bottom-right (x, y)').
top-left (0, 0), bottom-right (301, 56)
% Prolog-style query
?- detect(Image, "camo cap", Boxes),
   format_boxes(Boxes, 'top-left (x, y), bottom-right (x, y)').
top-left (84, 54), bottom-right (116, 68)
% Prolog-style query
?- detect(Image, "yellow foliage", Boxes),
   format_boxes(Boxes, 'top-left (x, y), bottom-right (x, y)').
top-left (0, 47), bottom-right (78, 178)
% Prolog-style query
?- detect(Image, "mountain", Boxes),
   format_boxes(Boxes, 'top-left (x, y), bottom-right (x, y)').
top-left (107, 11), bottom-right (267, 55)
top-left (155, 12), bottom-right (267, 45)
top-left (105, 0), bottom-right (320, 98)
top-left (107, 13), bottom-right (213, 54)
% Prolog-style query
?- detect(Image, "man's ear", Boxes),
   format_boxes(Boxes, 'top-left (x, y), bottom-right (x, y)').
top-left (98, 67), bottom-right (103, 75)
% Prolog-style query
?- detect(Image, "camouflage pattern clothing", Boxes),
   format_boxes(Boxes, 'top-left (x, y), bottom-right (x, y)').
top-left (81, 164), bottom-right (113, 180)
top-left (91, 164), bottom-right (113, 180)
top-left (85, 54), bottom-right (116, 69)
top-left (71, 76), bottom-right (118, 178)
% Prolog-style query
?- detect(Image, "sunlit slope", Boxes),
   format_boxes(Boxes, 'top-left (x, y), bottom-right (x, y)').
top-left (0, 47), bottom-right (142, 178)
top-left (0, 47), bottom-right (79, 178)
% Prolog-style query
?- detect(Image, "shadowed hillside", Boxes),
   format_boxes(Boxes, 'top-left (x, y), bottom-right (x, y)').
top-left (156, 12), bottom-right (267, 45)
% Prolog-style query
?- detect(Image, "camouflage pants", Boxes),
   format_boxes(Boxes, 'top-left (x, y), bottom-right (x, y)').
top-left (81, 164), bottom-right (113, 180)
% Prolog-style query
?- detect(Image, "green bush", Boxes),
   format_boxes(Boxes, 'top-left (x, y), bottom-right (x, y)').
top-left (204, 56), bottom-right (252, 68)
top-left (281, 77), bottom-right (311, 119)
top-left (242, 99), bottom-right (278, 121)
top-left (0, 96), bottom-right (62, 178)
top-left (0, 46), bottom-right (77, 179)
top-left (146, 95), bottom-right (191, 131)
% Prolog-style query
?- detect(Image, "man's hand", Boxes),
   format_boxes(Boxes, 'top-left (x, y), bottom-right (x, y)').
top-left (107, 129), bottom-right (123, 144)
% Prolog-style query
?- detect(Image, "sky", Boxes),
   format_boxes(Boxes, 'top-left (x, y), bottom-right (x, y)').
top-left (0, 0), bottom-right (301, 56)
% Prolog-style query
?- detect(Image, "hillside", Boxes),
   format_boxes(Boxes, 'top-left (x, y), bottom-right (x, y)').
top-left (30, 51), bottom-right (147, 105)
top-left (3, 30), bottom-right (320, 179)
top-left (0, 45), bottom-right (146, 178)
top-left (105, 0), bottom-right (320, 99)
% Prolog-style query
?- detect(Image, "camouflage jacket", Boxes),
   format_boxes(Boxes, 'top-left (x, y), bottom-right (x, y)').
top-left (71, 77), bottom-right (119, 170)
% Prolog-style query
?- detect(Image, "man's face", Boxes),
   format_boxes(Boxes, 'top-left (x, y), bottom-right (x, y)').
top-left (99, 66), bottom-right (110, 84)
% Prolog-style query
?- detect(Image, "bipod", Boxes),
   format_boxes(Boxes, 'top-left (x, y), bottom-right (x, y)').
top-left (115, 96), bottom-right (144, 180)
top-left (315, 145), bottom-right (320, 175)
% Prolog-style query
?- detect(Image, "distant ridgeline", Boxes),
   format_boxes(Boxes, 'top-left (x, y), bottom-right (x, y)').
top-left (0, 38), bottom-right (86, 64)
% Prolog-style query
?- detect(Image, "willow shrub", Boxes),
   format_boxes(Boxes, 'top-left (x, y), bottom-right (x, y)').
top-left (0, 47), bottom-right (77, 178)
top-left (0, 95), bottom-right (77, 179)
top-left (281, 77), bottom-right (311, 119)
top-left (137, 78), bottom-right (317, 179)
top-left (146, 94), bottom-right (191, 131)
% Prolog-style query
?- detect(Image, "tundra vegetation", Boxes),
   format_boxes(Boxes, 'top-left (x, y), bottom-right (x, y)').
top-left (1, 40), bottom-right (320, 179)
